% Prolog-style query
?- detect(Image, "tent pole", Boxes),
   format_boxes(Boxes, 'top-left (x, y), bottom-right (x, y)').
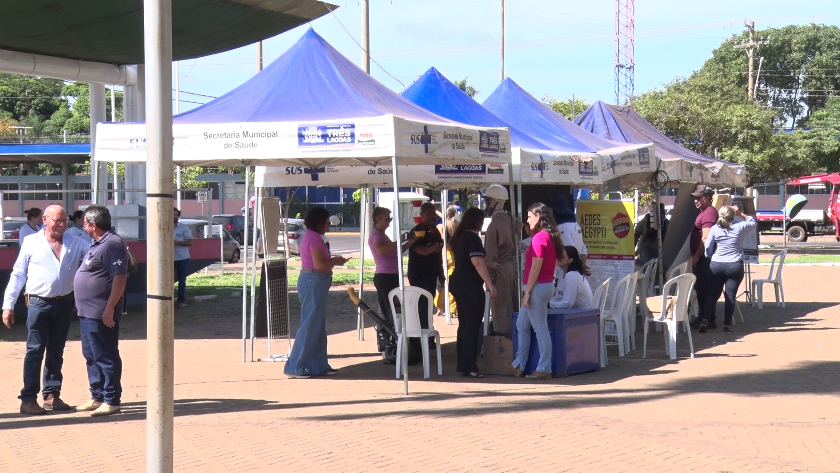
top-left (242, 166), bottom-right (250, 362)
top-left (391, 156), bottom-right (409, 395)
top-left (509, 163), bottom-right (522, 308)
top-left (442, 188), bottom-right (451, 325)
top-left (249, 187), bottom-right (262, 361)
top-left (516, 182), bottom-right (523, 294)
top-left (357, 185), bottom-right (367, 340)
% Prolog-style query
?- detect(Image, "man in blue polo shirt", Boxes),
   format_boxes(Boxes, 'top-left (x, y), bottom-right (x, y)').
top-left (74, 204), bottom-right (128, 417)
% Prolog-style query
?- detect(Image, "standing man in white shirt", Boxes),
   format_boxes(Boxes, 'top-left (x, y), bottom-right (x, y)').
top-left (18, 207), bottom-right (43, 245)
top-left (2, 205), bottom-right (88, 415)
top-left (173, 208), bottom-right (193, 308)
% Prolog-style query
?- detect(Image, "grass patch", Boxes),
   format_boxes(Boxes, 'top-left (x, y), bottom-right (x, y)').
top-left (185, 268), bottom-right (375, 297)
top-left (759, 254), bottom-right (840, 264)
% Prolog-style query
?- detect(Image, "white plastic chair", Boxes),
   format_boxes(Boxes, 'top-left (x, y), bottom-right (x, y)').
top-left (625, 271), bottom-right (642, 351)
top-left (666, 261), bottom-right (690, 281)
top-left (601, 272), bottom-right (637, 357)
top-left (664, 261), bottom-right (697, 330)
top-left (638, 258), bottom-right (659, 298)
top-left (752, 249), bottom-right (787, 308)
top-left (592, 277), bottom-right (612, 368)
top-left (388, 286), bottom-right (442, 379)
top-left (643, 273), bottom-right (696, 360)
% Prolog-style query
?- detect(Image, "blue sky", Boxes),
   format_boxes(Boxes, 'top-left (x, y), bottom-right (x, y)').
top-left (173, 0), bottom-right (840, 113)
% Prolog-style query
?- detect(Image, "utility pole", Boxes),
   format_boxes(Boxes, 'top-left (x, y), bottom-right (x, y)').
top-left (734, 21), bottom-right (768, 99)
top-left (501, 0), bottom-right (505, 81)
top-left (361, 0), bottom-right (370, 74)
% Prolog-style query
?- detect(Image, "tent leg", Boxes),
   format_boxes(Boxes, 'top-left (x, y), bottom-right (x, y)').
top-left (391, 156), bottom-right (408, 395)
top-left (358, 185), bottom-right (368, 340)
top-left (442, 189), bottom-right (451, 325)
top-left (250, 186), bottom-right (262, 361)
top-left (242, 166), bottom-right (250, 362)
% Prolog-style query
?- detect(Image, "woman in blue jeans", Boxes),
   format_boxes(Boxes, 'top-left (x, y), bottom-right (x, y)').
top-left (284, 208), bottom-right (348, 379)
top-left (703, 204), bottom-right (756, 333)
top-left (511, 202), bottom-right (563, 380)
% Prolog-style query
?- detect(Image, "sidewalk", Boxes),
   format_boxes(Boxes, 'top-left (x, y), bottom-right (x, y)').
top-left (0, 266), bottom-right (837, 471)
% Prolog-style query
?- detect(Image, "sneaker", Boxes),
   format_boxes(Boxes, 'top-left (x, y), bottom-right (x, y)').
top-left (690, 319), bottom-right (703, 330)
top-left (19, 401), bottom-right (46, 416)
top-left (286, 373), bottom-right (311, 379)
top-left (177, 302), bottom-right (188, 308)
top-left (90, 403), bottom-right (121, 417)
top-left (76, 399), bottom-right (103, 412)
top-left (723, 326), bottom-right (733, 333)
top-left (525, 370), bottom-right (552, 380)
top-left (707, 320), bottom-right (718, 330)
top-left (507, 364), bottom-right (525, 378)
top-left (699, 320), bottom-right (708, 333)
top-left (325, 369), bottom-right (339, 376)
top-left (43, 394), bottom-right (71, 411)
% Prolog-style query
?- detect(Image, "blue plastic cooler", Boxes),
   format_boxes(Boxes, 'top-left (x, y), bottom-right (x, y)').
top-left (511, 308), bottom-right (601, 377)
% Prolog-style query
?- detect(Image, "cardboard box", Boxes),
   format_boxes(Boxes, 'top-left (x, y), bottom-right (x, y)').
top-left (482, 335), bottom-right (514, 375)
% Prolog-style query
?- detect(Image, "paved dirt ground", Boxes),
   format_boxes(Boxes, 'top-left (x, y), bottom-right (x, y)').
top-left (0, 266), bottom-right (838, 472)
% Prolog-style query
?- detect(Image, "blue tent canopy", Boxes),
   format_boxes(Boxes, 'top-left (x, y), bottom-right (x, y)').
top-left (175, 29), bottom-right (450, 125)
top-left (400, 67), bottom-right (550, 150)
top-left (482, 78), bottom-right (626, 152)
top-left (575, 101), bottom-right (746, 187)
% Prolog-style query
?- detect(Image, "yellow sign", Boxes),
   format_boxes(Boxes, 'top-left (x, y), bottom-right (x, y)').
top-left (577, 200), bottom-right (636, 258)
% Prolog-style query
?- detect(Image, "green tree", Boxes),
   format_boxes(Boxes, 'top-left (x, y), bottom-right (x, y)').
top-left (801, 95), bottom-right (840, 172)
top-left (702, 23), bottom-right (840, 127)
top-left (455, 77), bottom-right (478, 98)
top-left (542, 96), bottom-right (589, 120)
top-left (0, 74), bottom-right (63, 121)
top-left (631, 60), bottom-right (818, 183)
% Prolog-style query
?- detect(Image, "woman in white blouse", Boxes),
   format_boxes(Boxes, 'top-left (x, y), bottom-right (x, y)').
top-left (549, 246), bottom-right (594, 309)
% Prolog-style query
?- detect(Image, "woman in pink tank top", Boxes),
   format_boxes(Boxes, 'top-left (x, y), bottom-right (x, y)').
top-left (511, 202), bottom-right (564, 380)
top-left (284, 207), bottom-right (348, 379)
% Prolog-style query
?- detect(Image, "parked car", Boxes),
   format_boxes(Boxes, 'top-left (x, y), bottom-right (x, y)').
top-left (278, 218), bottom-right (330, 255)
top-left (180, 218), bottom-right (241, 263)
top-left (0, 219), bottom-right (26, 246)
top-left (210, 214), bottom-right (254, 245)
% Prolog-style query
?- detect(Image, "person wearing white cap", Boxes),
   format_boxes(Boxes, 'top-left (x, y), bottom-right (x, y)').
top-left (483, 184), bottom-right (517, 338)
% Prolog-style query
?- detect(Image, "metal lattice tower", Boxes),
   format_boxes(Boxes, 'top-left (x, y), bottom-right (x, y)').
top-left (615, 0), bottom-right (635, 105)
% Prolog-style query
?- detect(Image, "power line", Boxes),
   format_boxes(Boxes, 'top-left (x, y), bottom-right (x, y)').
top-left (323, 3), bottom-right (406, 89)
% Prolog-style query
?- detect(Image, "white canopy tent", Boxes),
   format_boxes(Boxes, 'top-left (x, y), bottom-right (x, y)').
top-left (94, 29), bottom-right (511, 394)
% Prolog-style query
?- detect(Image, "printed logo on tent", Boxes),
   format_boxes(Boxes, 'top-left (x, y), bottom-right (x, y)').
top-left (686, 162), bottom-right (695, 178)
top-left (304, 167), bottom-right (327, 181)
top-left (579, 160), bottom-right (594, 176)
top-left (358, 132), bottom-right (375, 146)
top-left (710, 168), bottom-right (721, 181)
top-left (434, 164), bottom-right (487, 175)
top-left (529, 156), bottom-right (547, 179)
top-left (639, 148), bottom-right (650, 167)
top-left (487, 164), bottom-right (504, 174)
top-left (479, 131), bottom-right (500, 153)
top-left (298, 123), bottom-right (355, 147)
top-left (603, 155), bottom-right (618, 174)
top-left (410, 126), bottom-right (433, 153)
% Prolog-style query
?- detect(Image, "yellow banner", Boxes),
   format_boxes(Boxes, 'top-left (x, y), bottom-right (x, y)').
top-left (577, 200), bottom-right (636, 258)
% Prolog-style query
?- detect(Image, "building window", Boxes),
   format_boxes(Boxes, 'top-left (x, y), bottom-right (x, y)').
top-left (22, 182), bottom-right (62, 201)
top-left (74, 182), bottom-right (91, 201)
top-left (0, 183), bottom-right (19, 200)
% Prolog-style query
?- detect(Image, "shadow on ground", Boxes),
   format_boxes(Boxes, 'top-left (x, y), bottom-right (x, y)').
top-left (0, 357), bottom-right (837, 430)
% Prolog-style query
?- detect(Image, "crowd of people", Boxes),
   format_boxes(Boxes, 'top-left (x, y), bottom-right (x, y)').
top-left (282, 183), bottom-right (756, 380)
